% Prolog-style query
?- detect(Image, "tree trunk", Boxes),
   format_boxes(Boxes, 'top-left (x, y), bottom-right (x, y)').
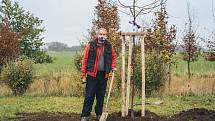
top-left (131, 35), bottom-right (136, 120)
top-left (168, 64), bottom-right (171, 92)
top-left (188, 61), bottom-right (191, 78)
top-left (0, 63), bottom-right (3, 73)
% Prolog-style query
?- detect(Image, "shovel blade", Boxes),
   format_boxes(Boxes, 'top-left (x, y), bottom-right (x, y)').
top-left (99, 112), bottom-right (108, 121)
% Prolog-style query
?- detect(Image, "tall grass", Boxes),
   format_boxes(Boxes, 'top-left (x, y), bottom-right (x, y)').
top-left (1, 51), bottom-right (85, 96)
top-left (160, 74), bottom-right (215, 96)
top-left (27, 71), bottom-right (84, 96)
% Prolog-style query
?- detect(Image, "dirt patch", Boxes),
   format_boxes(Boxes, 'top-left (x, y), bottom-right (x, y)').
top-left (167, 108), bottom-right (215, 121)
top-left (10, 108), bottom-right (215, 121)
top-left (10, 112), bottom-right (104, 121)
top-left (11, 112), bottom-right (82, 121)
top-left (107, 108), bottom-right (215, 121)
top-left (107, 110), bottom-right (166, 121)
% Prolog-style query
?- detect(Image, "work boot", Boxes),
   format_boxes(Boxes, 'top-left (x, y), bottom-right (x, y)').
top-left (81, 116), bottom-right (89, 121)
top-left (96, 115), bottom-right (101, 121)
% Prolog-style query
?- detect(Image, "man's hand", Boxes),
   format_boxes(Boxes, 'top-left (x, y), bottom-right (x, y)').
top-left (112, 67), bottom-right (117, 72)
top-left (81, 75), bottom-right (87, 84)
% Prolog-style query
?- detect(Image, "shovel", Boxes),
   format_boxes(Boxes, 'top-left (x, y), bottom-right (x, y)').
top-left (99, 71), bottom-right (115, 121)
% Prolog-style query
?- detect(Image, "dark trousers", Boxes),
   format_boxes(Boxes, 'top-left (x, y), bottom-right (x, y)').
top-left (81, 71), bottom-right (107, 117)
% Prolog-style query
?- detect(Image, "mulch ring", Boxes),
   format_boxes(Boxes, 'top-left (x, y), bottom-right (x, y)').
top-left (9, 108), bottom-right (215, 121)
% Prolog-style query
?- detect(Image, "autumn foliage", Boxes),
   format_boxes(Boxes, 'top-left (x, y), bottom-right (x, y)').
top-left (181, 4), bottom-right (199, 78)
top-left (91, 0), bottom-right (121, 56)
top-left (206, 32), bottom-right (215, 61)
top-left (145, 4), bottom-right (177, 64)
top-left (1, 0), bottom-right (53, 64)
top-left (0, 18), bottom-right (21, 65)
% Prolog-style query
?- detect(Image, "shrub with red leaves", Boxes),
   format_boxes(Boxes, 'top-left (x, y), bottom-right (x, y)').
top-left (0, 18), bottom-right (21, 65)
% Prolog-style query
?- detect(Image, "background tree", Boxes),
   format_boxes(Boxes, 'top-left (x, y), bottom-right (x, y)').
top-left (206, 32), bottom-right (215, 61)
top-left (90, 0), bottom-right (120, 56)
top-left (0, 18), bottom-right (20, 72)
top-left (74, 0), bottom-right (120, 73)
top-left (47, 42), bottom-right (68, 52)
top-left (205, 0), bottom-right (215, 61)
top-left (182, 3), bottom-right (199, 78)
top-left (46, 42), bottom-right (81, 52)
top-left (145, 1), bottom-right (177, 91)
top-left (0, 0), bottom-right (52, 63)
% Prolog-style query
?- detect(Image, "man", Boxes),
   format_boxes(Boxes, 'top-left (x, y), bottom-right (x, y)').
top-left (80, 28), bottom-right (116, 121)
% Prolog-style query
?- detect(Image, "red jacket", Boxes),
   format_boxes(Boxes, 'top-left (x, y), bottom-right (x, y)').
top-left (81, 42), bottom-right (116, 78)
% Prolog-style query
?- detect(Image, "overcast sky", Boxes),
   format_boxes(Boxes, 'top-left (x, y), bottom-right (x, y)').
top-left (11, 0), bottom-right (215, 47)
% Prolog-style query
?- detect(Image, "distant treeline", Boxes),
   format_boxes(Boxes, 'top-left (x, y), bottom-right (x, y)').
top-left (175, 45), bottom-right (210, 52)
top-left (44, 42), bottom-right (82, 52)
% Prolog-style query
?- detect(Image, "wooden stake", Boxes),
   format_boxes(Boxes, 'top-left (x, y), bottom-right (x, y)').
top-left (121, 35), bottom-right (126, 117)
top-left (126, 36), bottom-right (133, 115)
top-left (141, 35), bottom-right (146, 117)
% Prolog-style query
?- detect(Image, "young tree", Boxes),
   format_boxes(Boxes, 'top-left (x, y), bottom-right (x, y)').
top-left (182, 3), bottom-right (199, 78)
top-left (0, 18), bottom-right (20, 71)
top-left (206, 32), bottom-right (215, 61)
top-left (145, 1), bottom-right (177, 90)
top-left (205, 0), bottom-right (215, 61)
top-left (0, 0), bottom-right (52, 63)
top-left (117, 0), bottom-right (165, 118)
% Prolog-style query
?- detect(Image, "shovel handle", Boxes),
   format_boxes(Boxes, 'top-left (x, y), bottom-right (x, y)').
top-left (104, 71), bottom-right (115, 112)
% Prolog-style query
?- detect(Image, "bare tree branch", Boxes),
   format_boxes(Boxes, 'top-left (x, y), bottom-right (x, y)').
top-left (137, 0), bottom-right (161, 8)
top-left (212, 0), bottom-right (215, 22)
top-left (118, 9), bottom-right (133, 17)
top-left (117, 0), bottom-right (131, 8)
top-left (129, 7), bottom-right (134, 17)
top-left (117, 0), bottom-right (163, 21)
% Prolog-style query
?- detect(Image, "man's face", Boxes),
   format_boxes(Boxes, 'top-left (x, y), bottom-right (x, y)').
top-left (97, 29), bottom-right (107, 43)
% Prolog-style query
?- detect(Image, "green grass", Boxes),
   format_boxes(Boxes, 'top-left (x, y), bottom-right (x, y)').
top-left (34, 51), bottom-right (215, 76)
top-left (0, 96), bottom-right (215, 119)
top-left (0, 96), bottom-right (83, 118)
top-left (166, 53), bottom-right (215, 75)
top-left (34, 51), bottom-right (78, 76)
top-left (173, 58), bottom-right (215, 75)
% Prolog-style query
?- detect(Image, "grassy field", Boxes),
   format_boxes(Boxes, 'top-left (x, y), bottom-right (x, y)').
top-left (1, 51), bottom-right (215, 96)
top-left (174, 58), bottom-right (215, 75)
top-left (1, 95), bottom-right (215, 119)
top-left (34, 51), bottom-right (78, 76)
top-left (34, 51), bottom-right (215, 76)
top-left (0, 51), bottom-right (215, 119)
